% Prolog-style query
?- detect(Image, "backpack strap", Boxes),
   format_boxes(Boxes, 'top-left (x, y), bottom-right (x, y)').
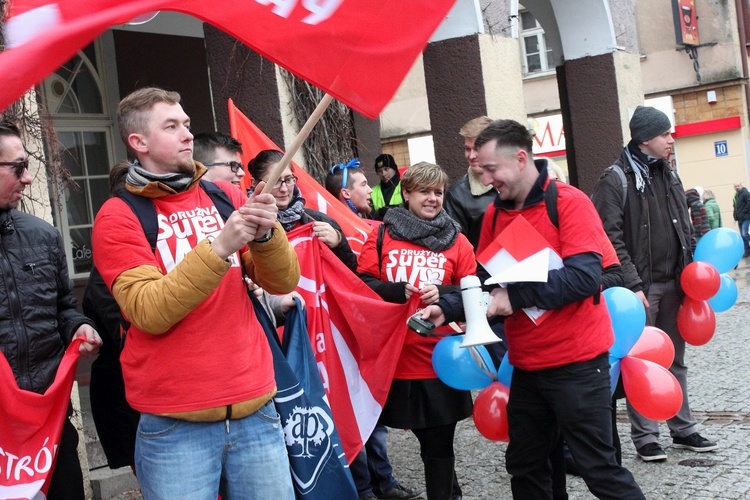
top-left (199, 179), bottom-right (236, 222)
top-left (118, 190), bottom-right (159, 251)
top-left (607, 164), bottom-right (628, 210)
top-left (376, 223), bottom-right (386, 272)
top-left (492, 180), bottom-right (559, 230)
top-left (545, 179), bottom-right (559, 229)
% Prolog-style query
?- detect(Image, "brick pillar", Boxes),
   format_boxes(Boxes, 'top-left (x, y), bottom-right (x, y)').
top-left (424, 34), bottom-right (526, 183)
top-left (558, 51), bottom-right (643, 194)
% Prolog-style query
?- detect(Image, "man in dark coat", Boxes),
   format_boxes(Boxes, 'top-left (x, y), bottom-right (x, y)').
top-left (443, 116), bottom-right (496, 250)
top-left (0, 121), bottom-right (101, 497)
top-left (592, 106), bottom-right (717, 463)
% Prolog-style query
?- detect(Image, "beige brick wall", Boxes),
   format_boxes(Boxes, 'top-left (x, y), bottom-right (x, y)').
top-left (380, 138), bottom-right (411, 169)
top-left (672, 85), bottom-right (745, 126)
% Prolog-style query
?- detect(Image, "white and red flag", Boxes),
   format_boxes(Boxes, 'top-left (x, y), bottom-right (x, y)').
top-left (228, 99), bottom-right (374, 255)
top-left (287, 224), bottom-right (416, 461)
top-left (1, 0), bottom-right (456, 118)
top-left (476, 215), bottom-right (562, 325)
top-left (0, 338), bottom-right (83, 499)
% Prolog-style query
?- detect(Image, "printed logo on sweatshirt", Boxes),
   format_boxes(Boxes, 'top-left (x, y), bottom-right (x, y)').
top-left (384, 248), bottom-right (446, 286)
top-left (155, 205), bottom-right (240, 271)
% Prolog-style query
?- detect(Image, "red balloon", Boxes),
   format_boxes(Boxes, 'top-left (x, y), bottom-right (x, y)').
top-left (621, 357), bottom-right (683, 421)
top-left (680, 261), bottom-right (721, 300)
top-left (473, 382), bottom-right (510, 441)
top-left (627, 326), bottom-right (675, 369)
top-left (677, 297), bottom-right (716, 346)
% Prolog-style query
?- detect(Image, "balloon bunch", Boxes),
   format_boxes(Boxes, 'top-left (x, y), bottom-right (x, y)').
top-left (678, 228), bottom-right (742, 345)
top-left (432, 336), bottom-right (512, 441)
top-left (604, 287), bottom-right (683, 421)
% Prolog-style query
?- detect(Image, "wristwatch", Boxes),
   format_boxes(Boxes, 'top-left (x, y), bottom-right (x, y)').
top-left (254, 228), bottom-right (274, 243)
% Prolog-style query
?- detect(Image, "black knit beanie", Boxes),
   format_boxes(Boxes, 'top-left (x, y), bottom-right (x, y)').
top-left (629, 105), bottom-right (671, 143)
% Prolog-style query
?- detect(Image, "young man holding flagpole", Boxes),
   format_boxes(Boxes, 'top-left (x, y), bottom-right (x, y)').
top-left (92, 87), bottom-right (299, 498)
top-left (419, 119), bottom-right (644, 499)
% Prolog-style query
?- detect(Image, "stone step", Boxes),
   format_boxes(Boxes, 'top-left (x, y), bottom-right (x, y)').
top-left (89, 466), bottom-right (140, 500)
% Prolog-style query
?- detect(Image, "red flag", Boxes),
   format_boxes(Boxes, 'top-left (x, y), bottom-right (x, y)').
top-left (287, 224), bottom-right (416, 461)
top-left (2, 0), bottom-right (456, 118)
top-left (0, 338), bottom-right (83, 499)
top-left (228, 99), bottom-right (373, 255)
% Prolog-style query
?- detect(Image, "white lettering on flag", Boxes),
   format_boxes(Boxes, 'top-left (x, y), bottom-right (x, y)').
top-left (4, 4), bottom-right (62, 48)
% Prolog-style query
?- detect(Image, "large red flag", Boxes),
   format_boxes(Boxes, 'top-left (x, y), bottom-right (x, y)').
top-left (287, 224), bottom-right (417, 461)
top-left (0, 338), bottom-right (83, 499)
top-left (228, 99), bottom-right (374, 254)
top-left (1, 0), bottom-right (456, 118)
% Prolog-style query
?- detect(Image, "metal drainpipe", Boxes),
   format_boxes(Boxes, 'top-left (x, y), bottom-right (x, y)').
top-left (735, 0), bottom-right (750, 123)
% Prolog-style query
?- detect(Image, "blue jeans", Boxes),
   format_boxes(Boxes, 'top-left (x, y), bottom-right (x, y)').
top-left (350, 424), bottom-right (397, 496)
top-left (135, 401), bottom-right (294, 500)
top-left (740, 219), bottom-right (750, 254)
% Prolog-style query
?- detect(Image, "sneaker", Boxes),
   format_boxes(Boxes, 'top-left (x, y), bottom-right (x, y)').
top-left (361, 494), bottom-right (379, 500)
top-left (636, 442), bottom-right (667, 462)
top-left (672, 432), bottom-right (718, 452)
top-left (376, 484), bottom-right (424, 499)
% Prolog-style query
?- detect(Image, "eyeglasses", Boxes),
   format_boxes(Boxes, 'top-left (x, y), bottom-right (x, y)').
top-left (204, 161), bottom-right (245, 174)
top-left (329, 158), bottom-right (361, 189)
top-left (0, 159), bottom-right (29, 178)
top-left (272, 175), bottom-right (298, 189)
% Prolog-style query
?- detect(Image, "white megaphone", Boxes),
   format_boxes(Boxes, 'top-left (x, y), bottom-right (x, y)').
top-left (460, 275), bottom-right (502, 348)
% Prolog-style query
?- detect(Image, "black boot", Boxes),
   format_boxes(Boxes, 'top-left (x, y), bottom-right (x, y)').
top-left (421, 455), bottom-right (455, 500)
top-left (451, 469), bottom-right (462, 500)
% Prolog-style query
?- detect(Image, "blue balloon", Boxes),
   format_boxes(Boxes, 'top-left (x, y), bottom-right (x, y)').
top-left (432, 336), bottom-right (495, 390)
top-left (707, 273), bottom-right (738, 312)
top-left (609, 356), bottom-right (621, 396)
top-left (603, 287), bottom-right (646, 359)
top-left (497, 352), bottom-right (514, 387)
top-left (694, 228), bottom-right (744, 274)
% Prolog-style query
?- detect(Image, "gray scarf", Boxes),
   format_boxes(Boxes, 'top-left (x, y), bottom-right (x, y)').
top-left (383, 206), bottom-right (460, 253)
top-left (277, 188), bottom-right (307, 232)
top-left (126, 161), bottom-right (194, 192)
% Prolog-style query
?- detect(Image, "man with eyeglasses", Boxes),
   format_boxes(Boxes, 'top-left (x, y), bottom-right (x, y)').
top-left (194, 131), bottom-right (247, 187)
top-left (0, 121), bottom-right (102, 498)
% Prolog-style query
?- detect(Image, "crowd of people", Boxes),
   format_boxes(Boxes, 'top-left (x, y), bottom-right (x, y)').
top-left (1, 87), bottom-right (737, 500)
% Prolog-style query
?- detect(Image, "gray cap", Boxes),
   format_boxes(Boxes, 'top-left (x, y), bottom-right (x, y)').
top-left (629, 106), bottom-right (671, 143)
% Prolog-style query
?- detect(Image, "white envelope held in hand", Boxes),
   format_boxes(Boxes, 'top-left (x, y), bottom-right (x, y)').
top-left (485, 248), bottom-right (551, 285)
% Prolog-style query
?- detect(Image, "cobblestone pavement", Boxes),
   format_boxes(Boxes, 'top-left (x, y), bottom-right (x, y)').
top-left (386, 260), bottom-right (750, 499)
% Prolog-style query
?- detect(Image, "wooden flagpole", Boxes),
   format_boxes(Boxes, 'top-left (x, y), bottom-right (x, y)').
top-left (260, 93), bottom-right (334, 194)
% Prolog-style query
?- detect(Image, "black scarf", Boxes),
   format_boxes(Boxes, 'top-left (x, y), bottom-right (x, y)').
top-left (383, 206), bottom-right (460, 253)
top-left (277, 187), bottom-right (307, 232)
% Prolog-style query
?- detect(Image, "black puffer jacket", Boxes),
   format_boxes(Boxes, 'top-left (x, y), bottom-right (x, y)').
top-left (0, 209), bottom-right (94, 393)
top-left (592, 148), bottom-right (693, 294)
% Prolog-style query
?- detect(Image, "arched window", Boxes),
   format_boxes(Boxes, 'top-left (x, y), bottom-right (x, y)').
top-left (42, 40), bottom-right (117, 278)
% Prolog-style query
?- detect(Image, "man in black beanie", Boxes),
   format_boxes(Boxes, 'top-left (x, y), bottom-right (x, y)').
top-left (592, 105), bottom-right (718, 462)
